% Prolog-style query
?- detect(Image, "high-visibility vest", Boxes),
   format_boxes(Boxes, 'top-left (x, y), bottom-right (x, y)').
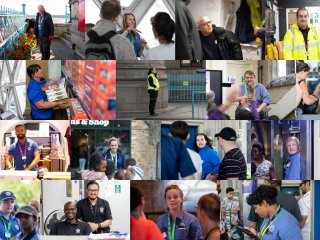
top-left (246, 0), bottom-right (262, 27)
top-left (147, 73), bottom-right (160, 91)
top-left (283, 22), bottom-right (320, 60)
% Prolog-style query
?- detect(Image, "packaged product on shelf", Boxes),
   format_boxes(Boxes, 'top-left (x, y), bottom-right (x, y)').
top-left (42, 78), bottom-right (69, 103)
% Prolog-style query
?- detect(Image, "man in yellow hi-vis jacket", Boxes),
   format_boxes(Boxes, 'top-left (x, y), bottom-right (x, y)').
top-left (283, 7), bottom-right (320, 60)
top-left (147, 67), bottom-right (160, 116)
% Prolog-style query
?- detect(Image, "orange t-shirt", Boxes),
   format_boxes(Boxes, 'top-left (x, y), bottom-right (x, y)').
top-left (130, 216), bottom-right (164, 240)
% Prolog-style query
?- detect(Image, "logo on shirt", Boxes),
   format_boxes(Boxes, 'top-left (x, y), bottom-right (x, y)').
top-left (99, 207), bottom-right (104, 213)
top-left (267, 225), bottom-right (275, 234)
top-left (76, 229), bottom-right (80, 234)
top-left (28, 147), bottom-right (32, 151)
top-left (15, 224), bottom-right (20, 230)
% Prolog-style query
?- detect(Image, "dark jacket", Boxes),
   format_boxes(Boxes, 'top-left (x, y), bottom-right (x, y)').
top-left (175, 0), bottom-right (203, 60)
top-left (102, 149), bottom-right (126, 170)
top-left (200, 26), bottom-right (243, 60)
top-left (235, 0), bottom-right (255, 43)
top-left (34, 11), bottom-right (54, 37)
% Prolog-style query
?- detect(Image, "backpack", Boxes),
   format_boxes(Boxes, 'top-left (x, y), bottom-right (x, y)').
top-left (85, 30), bottom-right (116, 59)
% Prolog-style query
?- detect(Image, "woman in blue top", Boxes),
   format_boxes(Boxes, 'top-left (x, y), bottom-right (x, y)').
top-left (26, 64), bottom-right (67, 120)
top-left (157, 185), bottom-right (203, 240)
top-left (194, 133), bottom-right (222, 180)
top-left (102, 137), bottom-right (126, 170)
top-left (118, 13), bottom-right (147, 58)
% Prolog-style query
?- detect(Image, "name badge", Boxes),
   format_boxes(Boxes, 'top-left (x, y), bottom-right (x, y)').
top-left (22, 156), bottom-right (27, 160)
top-left (5, 232), bottom-right (11, 238)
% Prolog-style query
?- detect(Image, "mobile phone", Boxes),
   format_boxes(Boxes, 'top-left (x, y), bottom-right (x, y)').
top-left (236, 226), bottom-right (259, 240)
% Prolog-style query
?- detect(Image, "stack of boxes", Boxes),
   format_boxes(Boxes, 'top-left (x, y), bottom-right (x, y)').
top-left (63, 60), bottom-right (116, 120)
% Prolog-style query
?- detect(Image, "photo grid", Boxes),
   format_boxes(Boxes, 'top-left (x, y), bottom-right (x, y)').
top-left (0, 0), bottom-right (320, 239)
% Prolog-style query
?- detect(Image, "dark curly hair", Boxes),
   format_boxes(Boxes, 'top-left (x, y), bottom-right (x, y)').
top-left (194, 133), bottom-right (213, 153)
top-left (252, 143), bottom-right (266, 156)
top-left (89, 153), bottom-right (107, 171)
top-left (151, 12), bottom-right (175, 43)
top-left (247, 185), bottom-right (277, 206)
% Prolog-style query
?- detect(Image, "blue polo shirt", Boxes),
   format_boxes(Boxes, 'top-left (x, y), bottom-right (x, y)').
top-left (27, 79), bottom-right (53, 120)
top-left (0, 212), bottom-right (20, 240)
top-left (161, 134), bottom-right (196, 180)
top-left (285, 152), bottom-right (302, 180)
top-left (238, 82), bottom-right (271, 111)
top-left (8, 138), bottom-right (39, 171)
top-left (156, 210), bottom-right (203, 240)
top-left (259, 208), bottom-right (302, 240)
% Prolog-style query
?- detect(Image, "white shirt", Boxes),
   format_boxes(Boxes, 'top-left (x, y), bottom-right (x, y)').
top-left (298, 191), bottom-right (311, 240)
top-left (143, 43), bottom-right (175, 60)
top-left (187, 148), bottom-right (202, 180)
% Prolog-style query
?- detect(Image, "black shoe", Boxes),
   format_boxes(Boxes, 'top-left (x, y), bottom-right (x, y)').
top-left (150, 113), bottom-right (158, 116)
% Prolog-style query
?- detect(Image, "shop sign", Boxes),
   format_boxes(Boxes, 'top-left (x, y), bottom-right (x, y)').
top-left (71, 120), bottom-right (109, 127)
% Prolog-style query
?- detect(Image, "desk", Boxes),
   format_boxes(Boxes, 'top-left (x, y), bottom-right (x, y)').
top-left (88, 233), bottom-right (129, 240)
top-left (42, 172), bottom-right (71, 180)
top-left (0, 170), bottom-right (37, 180)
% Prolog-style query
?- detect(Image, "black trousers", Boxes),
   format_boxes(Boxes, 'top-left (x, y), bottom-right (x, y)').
top-left (148, 90), bottom-right (158, 115)
top-left (39, 36), bottom-right (51, 60)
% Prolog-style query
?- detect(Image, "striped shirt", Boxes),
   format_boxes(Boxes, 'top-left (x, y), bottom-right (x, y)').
top-left (218, 148), bottom-right (247, 179)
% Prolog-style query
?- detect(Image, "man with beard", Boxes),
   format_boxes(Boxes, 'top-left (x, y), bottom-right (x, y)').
top-left (76, 181), bottom-right (112, 233)
top-left (6, 125), bottom-right (40, 171)
top-left (50, 202), bottom-right (91, 235)
top-left (15, 205), bottom-right (40, 240)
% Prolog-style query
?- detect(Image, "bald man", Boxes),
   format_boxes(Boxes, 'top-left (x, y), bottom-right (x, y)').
top-left (50, 202), bottom-right (91, 235)
top-left (34, 5), bottom-right (54, 60)
top-left (197, 16), bottom-right (242, 60)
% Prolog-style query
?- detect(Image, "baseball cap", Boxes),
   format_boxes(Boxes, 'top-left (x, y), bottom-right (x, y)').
top-left (0, 191), bottom-right (16, 201)
top-left (16, 205), bottom-right (38, 218)
top-left (214, 127), bottom-right (237, 141)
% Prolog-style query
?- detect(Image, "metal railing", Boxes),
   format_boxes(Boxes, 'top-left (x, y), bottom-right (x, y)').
top-left (192, 91), bottom-right (206, 119)
top-left (167, 71), bottom-right (206, 101)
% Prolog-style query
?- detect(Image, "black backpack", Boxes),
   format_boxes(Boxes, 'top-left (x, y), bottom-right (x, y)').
top-left (85, 30), bottom-right (116, 59)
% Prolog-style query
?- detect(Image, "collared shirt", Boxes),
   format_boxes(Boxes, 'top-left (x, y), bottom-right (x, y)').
top-left (299, 191), bottom-right (311, 240)
top-left (76, 197), bottom-right (112, 234)
top-left (156, 210), bottom-right (203, 240)
top-left (285, 152), bottom-right (302, 180)
top-left (238, 82), bottom-right (271, 111)
top-left (0, 212), bottom-right (20, 240)
top-left (221, 197), bottom-right (240, 223)
top-left (16, 228), bottom-right (40, 240)
top-left (259, 208), bottom-right (302, 240)
top-left (8, 138), bottom-right (39, 171)
top-left (248, 191), bottom-right (302, 231)
top-left (50, 220), bottom-right (91, 235)
top-left (27, 78), bottom-right (53, 119)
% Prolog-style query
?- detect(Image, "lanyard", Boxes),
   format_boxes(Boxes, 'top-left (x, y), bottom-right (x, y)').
top-left (167, 213), bottom-right (176, 240)
top-left (128, 33), bottom-right (135, 46)
top-left (18, 142), bottom-right (27, 156)
top-left (0, 216), bottom-right (12, 238)
top-left (259, 205), bottom-right (281, 240)
top-left (111, 154), bottom-right (117, 169)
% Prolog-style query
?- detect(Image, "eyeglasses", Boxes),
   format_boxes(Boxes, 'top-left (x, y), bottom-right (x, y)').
top-left (87, 189), bottom-right (98, 192)
top-left (198, 20), bottom-right (212, 27)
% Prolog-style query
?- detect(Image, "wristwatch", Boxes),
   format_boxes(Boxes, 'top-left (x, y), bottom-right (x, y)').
top-left (98, 223), bottom-right (102, 229)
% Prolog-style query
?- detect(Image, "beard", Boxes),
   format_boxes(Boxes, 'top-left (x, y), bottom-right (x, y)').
top-left (17, 134), bottom-right (26, 139)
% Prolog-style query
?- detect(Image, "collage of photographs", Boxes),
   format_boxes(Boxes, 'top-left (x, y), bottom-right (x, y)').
top-left (0, 0), bottom-right (320, 239)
